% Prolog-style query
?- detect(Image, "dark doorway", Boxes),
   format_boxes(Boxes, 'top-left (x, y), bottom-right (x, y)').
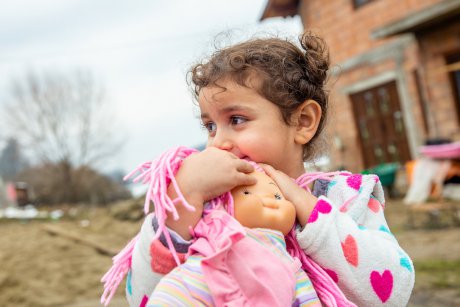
top-left (350, 81), bottom-right (411, 168)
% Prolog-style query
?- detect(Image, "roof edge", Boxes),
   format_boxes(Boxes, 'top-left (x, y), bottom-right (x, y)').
top-left (372, 0), bottom-right (460, 39)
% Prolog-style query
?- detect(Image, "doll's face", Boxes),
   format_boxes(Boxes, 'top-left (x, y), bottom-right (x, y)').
top-left (231, 171), bottom-right (296, 236)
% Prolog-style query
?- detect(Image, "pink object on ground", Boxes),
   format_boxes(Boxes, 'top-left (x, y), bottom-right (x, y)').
top-left (6, 183), bottom-right (17, 202)
top-left (420, 141), bottom-right (460, 159)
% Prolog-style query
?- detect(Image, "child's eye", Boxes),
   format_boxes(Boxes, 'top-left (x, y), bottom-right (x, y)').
top-left (230, 116), bottom-right (247, 125)
top-left (243, 189), bottom-right (251, 195)
top-left (202, 122), bottom-right (217, 134)
top-left (274, 193), bottom-right (282, 200)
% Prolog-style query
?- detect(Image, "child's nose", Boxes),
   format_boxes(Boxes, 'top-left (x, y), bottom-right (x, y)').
top-left (211, 132), bottom-right (233, 151)
top-left (217, 140), bottom-right (233, 151)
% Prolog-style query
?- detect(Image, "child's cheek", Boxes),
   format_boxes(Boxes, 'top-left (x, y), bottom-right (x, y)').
top-left (237, 133), bottom-right (266, 159)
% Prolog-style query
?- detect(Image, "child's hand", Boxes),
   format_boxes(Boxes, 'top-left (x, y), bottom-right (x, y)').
top-left (178, 147), bottom-right (257, 202)
top-left (260, 164), bottom-right (317, 227)
top-left (166, 147), bottom-right (257, 239)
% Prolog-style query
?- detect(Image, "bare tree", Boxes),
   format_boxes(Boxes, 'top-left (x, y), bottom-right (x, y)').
top-left (4, 69), bottom-right (120, 167)
top-left (2, 70), bottom-right (123, 204)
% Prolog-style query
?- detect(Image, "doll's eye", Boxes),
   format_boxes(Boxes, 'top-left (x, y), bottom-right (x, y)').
top-left (274, 193), bottom-right (282, 200)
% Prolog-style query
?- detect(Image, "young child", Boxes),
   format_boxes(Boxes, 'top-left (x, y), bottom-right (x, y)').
top-left (102, 31), bottom-right (415, 306)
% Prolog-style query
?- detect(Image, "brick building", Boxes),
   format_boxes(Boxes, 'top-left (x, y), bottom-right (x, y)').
top-left (262, 0), bottom-right (460, 172)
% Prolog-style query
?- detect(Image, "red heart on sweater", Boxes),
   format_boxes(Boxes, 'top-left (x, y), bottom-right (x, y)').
top-left (341, 235), bottom-right (358, 267)
top-left (368, 198), bottom-right (380, 213)
top-left (370, 270), bottom-right (393, 303)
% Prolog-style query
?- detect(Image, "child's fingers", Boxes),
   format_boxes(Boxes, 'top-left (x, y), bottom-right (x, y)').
top-left (259, 163), bottom-right (291, 188)
top-left (259, 163), bottom-right (277, 176)
top-left (259, 164), bottom-right (284, 187)
top-left (235, 160), bottom-right (255, 174)
top-left (235, 172), bottom-right (258, 186)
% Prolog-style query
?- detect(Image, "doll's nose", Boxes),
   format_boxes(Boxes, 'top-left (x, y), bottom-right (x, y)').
top-left (260, 196), bottom-right (279, 209)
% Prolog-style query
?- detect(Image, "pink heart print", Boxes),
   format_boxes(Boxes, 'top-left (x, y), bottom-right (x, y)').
top-left (367, 198), bottom-right (381, 213)
top-left (324, 268), bottom-right (339, 283)
top-left (341, 235), bottom-right (358, 267)
top-left (370, 270), bottom-right (393, 303)
top-left (346, 174), bottom-right (362, 190)
top-left (140, 295), bottom-right (149, 307)
top-left (308, 199), bottom-right (332, 223)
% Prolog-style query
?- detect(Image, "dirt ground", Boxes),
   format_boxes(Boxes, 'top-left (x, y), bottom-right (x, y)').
top-left (0, 199), bottom-right (459, 307)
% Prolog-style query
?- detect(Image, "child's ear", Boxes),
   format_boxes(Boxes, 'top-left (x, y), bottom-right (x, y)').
top-left (293, 99), bottom-right (322, 145)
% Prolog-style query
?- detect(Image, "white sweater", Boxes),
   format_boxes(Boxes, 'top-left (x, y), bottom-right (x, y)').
top-left (126, 173), bottom-right (414, 306)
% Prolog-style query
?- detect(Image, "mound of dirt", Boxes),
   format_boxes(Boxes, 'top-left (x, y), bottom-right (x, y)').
top-left (0, 199), bottom-right (458, 306)
top-left (0, 207), bottom-right (140, 307)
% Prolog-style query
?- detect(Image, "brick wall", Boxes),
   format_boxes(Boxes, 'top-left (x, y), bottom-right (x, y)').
top-left (418, 20), bottom-right (460, 139)
top-left (294, 0), bottom-right (458, 172)
top-left (299, 0), bottom-right (442, 63)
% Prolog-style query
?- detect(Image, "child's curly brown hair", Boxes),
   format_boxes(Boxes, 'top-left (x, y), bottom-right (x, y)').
top-left (188, 31), bottom-right (330, 161)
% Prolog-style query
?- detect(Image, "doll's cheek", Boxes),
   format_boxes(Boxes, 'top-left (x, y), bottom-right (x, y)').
top-left (235, 202), bottom-right (262, 219)
top-left (235, 209), bottom-right (262, 229)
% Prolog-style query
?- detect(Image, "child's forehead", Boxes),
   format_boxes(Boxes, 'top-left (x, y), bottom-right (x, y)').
top-left (199, 83), bottom-right (254, 102)
top-left (198, 74), bottom-right (264, 101)
top-left (198, 85), bottom-right (259, 116)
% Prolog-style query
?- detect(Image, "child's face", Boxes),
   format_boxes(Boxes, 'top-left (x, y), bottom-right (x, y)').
top-left (231, 171), bottom-right (296, 235)
top-left (199, 78), bottom-right (305, 178)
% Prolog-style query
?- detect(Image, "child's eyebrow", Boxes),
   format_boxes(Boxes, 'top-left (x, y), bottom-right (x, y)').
top-left (220, 105), bottom-right (256, 116)
top-left (200, 105), bottom-right (255, 121)
top-left (222, 105), bottom-right (252, 112)
top-left (200, 113), bottom-right (210, 121)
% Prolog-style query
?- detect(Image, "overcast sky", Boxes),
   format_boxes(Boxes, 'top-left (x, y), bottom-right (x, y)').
top-left (0, 0), bottom-right (303, 174)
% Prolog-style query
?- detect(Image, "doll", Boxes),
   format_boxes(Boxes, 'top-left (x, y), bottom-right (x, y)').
top-left (147, 166), bottom-right (321, 306)
top-left (101, 147), bottom-right (351, 306)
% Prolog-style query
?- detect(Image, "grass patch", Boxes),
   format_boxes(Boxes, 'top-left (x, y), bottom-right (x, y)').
top-left (414, 259), bottom-right (460, 289)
